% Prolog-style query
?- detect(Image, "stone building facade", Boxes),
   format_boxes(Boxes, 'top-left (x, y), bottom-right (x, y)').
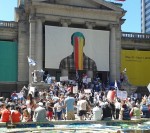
top-left (0, 0), bottom-right (150, 97)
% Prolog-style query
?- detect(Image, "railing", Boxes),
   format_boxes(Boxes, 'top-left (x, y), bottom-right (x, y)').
top-left (122, 32), bottom-right (150, 40)
top-left (0, 21), bottom-right (18, 28)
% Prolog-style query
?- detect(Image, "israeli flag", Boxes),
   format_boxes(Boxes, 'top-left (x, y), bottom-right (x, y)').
top-left (114, 80), bottom-right (118, 90)
top-left (27, 57), bottom-right (36, 66)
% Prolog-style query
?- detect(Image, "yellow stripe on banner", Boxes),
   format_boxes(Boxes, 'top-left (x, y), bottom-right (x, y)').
top-left (78, 37), bottom-right (83, 70)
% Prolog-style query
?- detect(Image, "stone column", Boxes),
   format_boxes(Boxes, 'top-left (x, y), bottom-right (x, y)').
top-left (116, 25), bottom-right (122, 81)
top-left (85, 22), bottom-right (96, 78)
top-left (35, 17), bottom-right (44, 70)
top-left (60, 19), bottom-right (71, 77)
top-left (109, 24), bottom-right (117, 83)
top-left (18, 20), bottom-right (29, 82)
top-left (29, 17), bottom-right (36, 83)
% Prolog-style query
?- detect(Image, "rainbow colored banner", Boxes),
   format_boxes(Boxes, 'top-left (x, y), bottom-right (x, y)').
top-left (73, 37), bottom-right (84, 70)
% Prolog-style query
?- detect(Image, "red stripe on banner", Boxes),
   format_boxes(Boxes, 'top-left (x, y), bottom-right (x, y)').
top-left (74, 37), bottom-right (79, 70)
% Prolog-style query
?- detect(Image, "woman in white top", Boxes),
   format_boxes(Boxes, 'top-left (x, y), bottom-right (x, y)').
top-left (26, 94), bottom-right (36, 120)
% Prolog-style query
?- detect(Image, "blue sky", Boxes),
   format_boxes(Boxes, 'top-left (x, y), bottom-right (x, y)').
top-left (0, 0), bottom-right (141, 33)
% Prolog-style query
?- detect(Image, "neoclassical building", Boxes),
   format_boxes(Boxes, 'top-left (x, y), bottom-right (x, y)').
top-left (0, 0), bottom-right (150, 97)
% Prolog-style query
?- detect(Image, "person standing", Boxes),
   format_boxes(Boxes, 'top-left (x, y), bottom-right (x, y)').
top-left (115, 98), bottom-right (121, 119)
top-left (77, 95), bottom-right (90, 120)
top-left (64, 92), bottom-right (75, 120)
top-left (26, 94), bottom-right (36, 120)
top-left (54, 99), bottom-right (63, 120)
top-left (46, 98), bottom-right (54, 121)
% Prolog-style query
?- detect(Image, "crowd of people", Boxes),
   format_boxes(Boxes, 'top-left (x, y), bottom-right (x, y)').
top-left (0, 75), bottom-right (150, 124)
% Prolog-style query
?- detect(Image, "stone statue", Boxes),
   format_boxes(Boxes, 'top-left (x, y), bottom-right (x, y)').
top-left (32, 69), bottom-right (44, 83)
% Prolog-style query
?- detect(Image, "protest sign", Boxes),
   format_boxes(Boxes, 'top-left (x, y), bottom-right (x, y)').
top-left (117, 90), bottom-right (127, 100)
top-left (16, 93), bottom-right (23, 99)
top-left (28, 86), bottom-right (35, 95)
top-left (73, 86), bottom-right (78, 94)
top-left (60, 76), bottom-right (68, 81)
top-left (84, 89), bottom-right (91, 93)
top-left (51, 76), bottom-right (56, 80)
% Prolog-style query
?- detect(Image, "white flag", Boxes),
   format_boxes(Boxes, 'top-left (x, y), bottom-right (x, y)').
top-left (114, 80), bottom-right (118, 90)
top-left (27, 57), bottom-right (36, 66)
top-left (123, 68), bottom-right (127, 73)
top-left (147, 83), bottom-right (150, 93)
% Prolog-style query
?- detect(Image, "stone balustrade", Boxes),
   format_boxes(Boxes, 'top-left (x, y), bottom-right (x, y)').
top-left (0, 20), bottom-right (150, 41)
top-left (0, 21), bottom-right (18, 28)
top-left (122, 32), bottom-right (150, 40)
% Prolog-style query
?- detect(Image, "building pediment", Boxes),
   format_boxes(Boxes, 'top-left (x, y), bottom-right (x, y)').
top-left (27, 0), bottom-right (126, 26)
top-left (32, 0), bottom-right (125, 13)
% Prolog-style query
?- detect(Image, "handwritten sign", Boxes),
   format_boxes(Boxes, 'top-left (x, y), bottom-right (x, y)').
top-left (117, 90), bottom-right (127, 100)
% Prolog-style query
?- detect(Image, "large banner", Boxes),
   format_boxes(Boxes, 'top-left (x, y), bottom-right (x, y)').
top-left (121, 50), bottom-right (150, 86)
top-left (0, 41), bottom-right (18, 82)
top-left (45, 25), bottom-right (110, 71)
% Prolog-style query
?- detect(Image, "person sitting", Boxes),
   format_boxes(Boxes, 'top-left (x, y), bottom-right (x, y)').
top-left (33, 102), bottom-right (49, 122)
top-left (130, 101), bottom-right (141, 120)
top-left (22, 109), bottom-right (32, 122)
top-left (119, 101), bottom-right (130, 120)
top-left (11, 106), bottom-right (21, 123)
top-left (102, 102), bottom-right (112, 120)
top-left (0, 104), bottom-right (11, 122)
top-left (140, 100), bottom-right (149, 118)
top-left (92, 102), bottom-right (103, 121)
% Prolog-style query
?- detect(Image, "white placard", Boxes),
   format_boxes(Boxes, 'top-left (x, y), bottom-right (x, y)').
top-left (60, 76), bottom-right (68, 81)
top-left (16, 93), bottom-right (23, 98)
top-left (87, 78), bottom-right (91, 82)
top-left (147, 83), bottom-right (150, 93)
top-left (51, 76), bottom-right (56, 80)
top-left (117, 90), bottom-right (127, 100)
top-left (57, 82), bottom-right (61, 86)
top-left (28, 87), bottom-right (35, 95)
top-left (73, 86), bottom-right (78, 94)
top-left (83, 78), bottom-right (88, 84)
top-left (84, 89), bottom-right (91, 93)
